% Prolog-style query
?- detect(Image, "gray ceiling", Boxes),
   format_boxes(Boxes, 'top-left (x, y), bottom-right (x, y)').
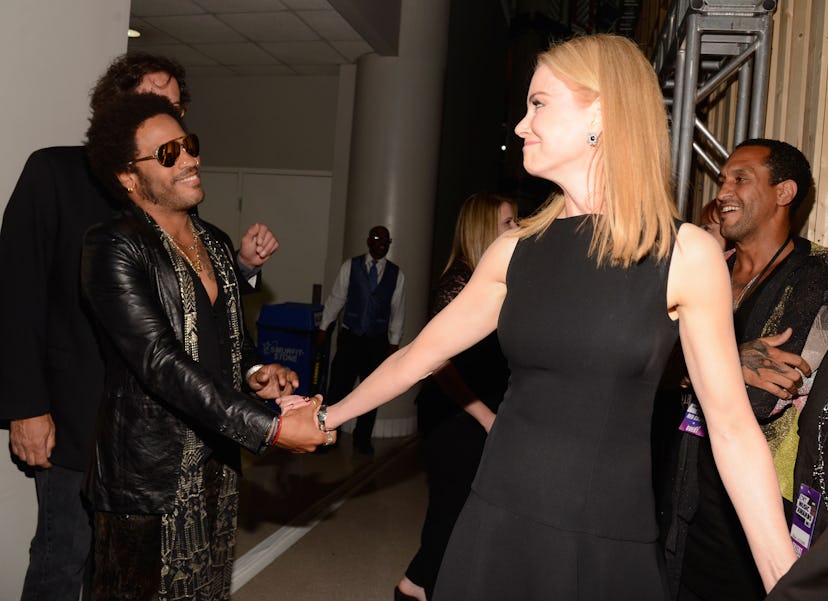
top-left (127, 1), bottom-right (644, 78)
top-left (128, 0), bottom-right (375, 77)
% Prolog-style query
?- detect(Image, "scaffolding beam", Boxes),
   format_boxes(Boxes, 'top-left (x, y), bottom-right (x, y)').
top-left (652, 0), bottom-right (776, 218)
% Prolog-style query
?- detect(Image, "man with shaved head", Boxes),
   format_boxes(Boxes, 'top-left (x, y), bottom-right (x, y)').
top-left (670, 139), bottom-right (828, 601)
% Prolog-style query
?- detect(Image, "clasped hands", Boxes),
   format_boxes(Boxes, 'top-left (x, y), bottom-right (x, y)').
top-left (247, 364), bottom-right (334, 452)
top-left (272, 394), bottom-right (337, 453)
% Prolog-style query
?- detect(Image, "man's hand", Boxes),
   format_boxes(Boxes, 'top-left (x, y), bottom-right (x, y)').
top-left (739, 327), bottom-right (811, 398)
top-left (238, 223), bottom-right (279, 269)
top-left (248, 364), bottom-right (299, 398)
top-left (273, 401), bottom-right (330, 453)
top-left (10, 414), bottom-right (56, 468)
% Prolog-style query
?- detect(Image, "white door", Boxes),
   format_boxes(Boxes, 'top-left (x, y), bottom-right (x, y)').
top-left (198, 167), bottom-right (332, 336)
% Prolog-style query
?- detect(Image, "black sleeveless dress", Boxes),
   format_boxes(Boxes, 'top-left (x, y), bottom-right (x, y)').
top-left (432, 216), bottom-right (679, 601)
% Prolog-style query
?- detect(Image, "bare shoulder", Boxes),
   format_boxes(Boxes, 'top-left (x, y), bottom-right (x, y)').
top-left (671, 222), bottom-right (726, 272)
top-left (475, 230), bottom-right (521, 284)
top-left (667, 222), bottom-right (730, 308)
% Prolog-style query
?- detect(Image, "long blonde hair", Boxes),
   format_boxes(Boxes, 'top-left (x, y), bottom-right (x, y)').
top-left (519, 34), bottom-right (677, 266)
top-left (444, 192), bottom-right (517, 273)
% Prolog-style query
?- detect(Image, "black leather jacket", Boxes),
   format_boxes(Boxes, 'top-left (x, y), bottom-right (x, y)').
top-left (81, 205), bottom-right (276, 513)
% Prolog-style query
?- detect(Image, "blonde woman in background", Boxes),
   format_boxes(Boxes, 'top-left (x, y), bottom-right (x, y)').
top-left (396, 193), bottom-right (517, 601)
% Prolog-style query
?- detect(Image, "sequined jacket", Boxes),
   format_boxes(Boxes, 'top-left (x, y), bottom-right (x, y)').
top-left (81, 204), bottom-right (276, 514)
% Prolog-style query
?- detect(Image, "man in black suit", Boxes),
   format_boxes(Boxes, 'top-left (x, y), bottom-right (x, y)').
top-left (0, 53), bottom-right (277, 600)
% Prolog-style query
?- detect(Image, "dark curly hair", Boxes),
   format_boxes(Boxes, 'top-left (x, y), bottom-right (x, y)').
top-left (85, 94), bottom-right (182, 202)
top-left (735, 138), bottom-right (814, 216)
top-left (90, 52), bottom-right (189, 115)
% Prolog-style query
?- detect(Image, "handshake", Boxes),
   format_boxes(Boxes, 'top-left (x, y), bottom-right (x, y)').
top-left (272, 393), bottom-right (337, 453)
top-left (245, 362), bottom-right (337, 453)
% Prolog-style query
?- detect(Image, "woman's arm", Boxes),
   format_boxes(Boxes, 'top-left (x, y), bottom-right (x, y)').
top-left (325, 233), bottom-right (518, 430)
top-left (668, 223), bottom-right (796, 590)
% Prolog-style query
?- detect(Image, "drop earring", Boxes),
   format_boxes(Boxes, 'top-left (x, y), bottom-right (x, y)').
top-left (588, 133), bottom-right (599, 147)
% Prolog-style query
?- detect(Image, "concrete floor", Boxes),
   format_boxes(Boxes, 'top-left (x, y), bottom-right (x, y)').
top-left (232, 433), bottom-right (426, 601)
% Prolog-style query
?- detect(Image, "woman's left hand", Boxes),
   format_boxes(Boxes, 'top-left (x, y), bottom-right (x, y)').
top-left (274, 394), bottom-right (315, 414)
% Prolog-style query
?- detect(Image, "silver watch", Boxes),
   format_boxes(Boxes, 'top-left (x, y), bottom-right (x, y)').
top-left (316, 404), bottom-right (329, 432)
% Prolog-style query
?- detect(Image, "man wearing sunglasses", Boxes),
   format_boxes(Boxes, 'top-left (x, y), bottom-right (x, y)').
top-left (79, 92), bottom-right (327, 600)
top-left (0, 53), bottom-right (279, 601)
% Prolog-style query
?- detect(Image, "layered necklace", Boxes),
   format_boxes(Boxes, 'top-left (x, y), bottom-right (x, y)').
top-left (162, 218), bottom-right (203, 273)
top-left (732, 234), bottom-right (791, 310)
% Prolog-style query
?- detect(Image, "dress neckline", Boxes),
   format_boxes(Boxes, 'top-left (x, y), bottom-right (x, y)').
top-left (556, 213), bottom-right (600, 221)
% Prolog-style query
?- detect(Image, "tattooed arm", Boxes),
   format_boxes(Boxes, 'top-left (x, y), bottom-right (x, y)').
top-left (739, 327), bottom-right (809, 399)
top-left (737, 249), bottom-right (828, 415)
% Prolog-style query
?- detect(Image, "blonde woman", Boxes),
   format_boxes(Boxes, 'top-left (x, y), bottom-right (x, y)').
top-left (316, 35), bottom-right (795, 599)
top-left (396, 193), bottom-right (517, 601)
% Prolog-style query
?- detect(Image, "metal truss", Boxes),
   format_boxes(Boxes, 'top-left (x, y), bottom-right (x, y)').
top-left (652, 0), bottom-right (777, 217)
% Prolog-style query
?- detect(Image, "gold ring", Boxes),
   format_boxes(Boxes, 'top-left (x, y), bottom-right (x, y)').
top-left (310, 397), bottom-right (319, 408)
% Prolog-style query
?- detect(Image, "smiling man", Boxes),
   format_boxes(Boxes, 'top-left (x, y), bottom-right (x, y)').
top-left (671, 139), bottom-right (828, 601)
top-left (81, 93), bottom-right (327, 599)
top-left (0, 52), bottom-right (284, 601)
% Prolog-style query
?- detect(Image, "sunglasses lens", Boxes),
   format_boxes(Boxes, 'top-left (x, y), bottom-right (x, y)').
top-left (151, 135), bottom-right (199, 168)
top-left (184, 134), bottom-right (200, 159)
top-left (157, 141), bottom-right (180, 167)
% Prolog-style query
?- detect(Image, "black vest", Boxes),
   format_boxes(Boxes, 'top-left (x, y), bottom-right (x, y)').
top-left (343, 256), bottom-right (399, 337)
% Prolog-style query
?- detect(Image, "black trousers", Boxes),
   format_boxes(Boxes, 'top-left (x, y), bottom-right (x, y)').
top-left (91, 512), bottom-right (162, 601)
top-left (326, 328), bottom-right (388, 444)
top-left (22, 465), bottom-right (93, 601)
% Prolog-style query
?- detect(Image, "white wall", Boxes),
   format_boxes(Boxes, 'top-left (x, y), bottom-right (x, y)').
top-left (0, 2), bottom-right (129, 598)
top-left (185, 75), bottom-right (340, 171)
top-left (198, 167), bottom-right (333, 309)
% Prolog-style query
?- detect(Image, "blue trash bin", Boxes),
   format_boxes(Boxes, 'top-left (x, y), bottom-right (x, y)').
top-left (257, 302), bottom-right (328, 397)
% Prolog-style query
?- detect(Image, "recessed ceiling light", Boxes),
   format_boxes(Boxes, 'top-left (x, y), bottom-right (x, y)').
top-left (128, 28), bottom-right (141, 39)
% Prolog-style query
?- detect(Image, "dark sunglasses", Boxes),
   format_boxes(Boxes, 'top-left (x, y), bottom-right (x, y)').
top-left (130, 134), bottom-right (200, 168)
